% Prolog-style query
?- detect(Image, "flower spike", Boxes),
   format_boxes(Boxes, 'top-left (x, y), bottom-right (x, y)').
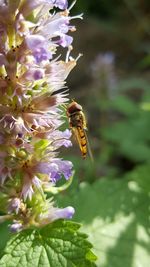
top-left (0, 0), bottom-right (79, 231)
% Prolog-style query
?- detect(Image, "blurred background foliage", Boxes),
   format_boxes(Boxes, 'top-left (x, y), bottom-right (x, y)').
top-left (58, 0), bottom-right (150, 266)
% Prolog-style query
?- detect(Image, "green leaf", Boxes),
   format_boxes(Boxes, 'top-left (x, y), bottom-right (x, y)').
top-left (0, 222), bottom-right (12, 257)
top-left (56, 168), bottom-right (150, 267)
top-left (0, 220), bottom-right (97, 267)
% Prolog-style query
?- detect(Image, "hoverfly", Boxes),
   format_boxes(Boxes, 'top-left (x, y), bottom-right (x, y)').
top-left (67, 100), bottom-right (93, 160)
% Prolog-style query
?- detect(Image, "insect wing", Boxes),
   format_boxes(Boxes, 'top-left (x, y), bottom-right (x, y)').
top-left (84, 130), bottom-right (94, 162)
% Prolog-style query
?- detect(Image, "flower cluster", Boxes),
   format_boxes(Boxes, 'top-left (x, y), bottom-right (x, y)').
top-left (0, 0), bottom-right (82, 232)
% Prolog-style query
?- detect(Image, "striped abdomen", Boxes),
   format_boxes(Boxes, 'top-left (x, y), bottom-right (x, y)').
top-left (77, 126), bottom-right (87, 159)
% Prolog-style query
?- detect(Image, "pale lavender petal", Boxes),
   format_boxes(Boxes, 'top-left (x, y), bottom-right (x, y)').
top-left (53, 137), bottom-right (72, 148)
top-left (8, 198), bottom-right (21, 214)
top-left (25, 35), bottom-right (46, 49)
top-left (24, 68), bottom-right (44, 81)
top-left (37, 159), bottom-right (73, 182)
top-left (10, 222), bottom-right (23, 233)
top-left (32, 176), bottom-right (42, 188)
top-left (49, 129), bottom-right (72, 148)
top-left (59, 34), bottom-right (73, 47)
top-left (25, 35), bottom-right (52, 62)
top-left (51, 159), bottom-right (73, 180)
top-left (48, 0), bottom-right (68, 9)
top-left (41, 17), bottom-right (69, 38)
top-left (0, 0), bottom-right (7, 6)
top-left (56, 139), bottom-right (72, 148)
top-left (22, 183), bottom-right (34, 200)
top-left (49, 129), bottom-right (72, 140)
top-left (55, 206), bottom-right (75, 219)
top-left (33, 47), bottom-right (52, 63)
top-left (24, 0), bottom-right (68, 10)
top-left (20, 0), bottom-right (54, 16)
top-left (62, 129), bottom-right (72, 139)
top-left (34, 70), bottom-right (44, 80)
top-left (37, 162), bottom-right (58, 175)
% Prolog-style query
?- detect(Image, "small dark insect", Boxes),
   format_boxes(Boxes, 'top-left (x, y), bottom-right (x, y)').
top-left (67, 100), bottom-right (92, 160)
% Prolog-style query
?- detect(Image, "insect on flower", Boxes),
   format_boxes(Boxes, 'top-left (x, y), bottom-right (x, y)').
top-left (66, 100), bottom-right (93, 160)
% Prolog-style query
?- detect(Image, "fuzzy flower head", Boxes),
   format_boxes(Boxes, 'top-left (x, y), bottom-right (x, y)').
top-left (0, 0), bottom-right (82, 232)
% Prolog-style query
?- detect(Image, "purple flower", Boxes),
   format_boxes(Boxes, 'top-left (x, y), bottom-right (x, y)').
top-left (8, 198), bottom-right (22, 214)
top-left (25, 35), bottom-right (46, 48)
top-left (22, 175), bottom-right (42, 200)
top-left (51, 159), bottom-right (73, 180)
top-left (20, 0), bottom-right (54, 17)
top-left (25, 35), bottom-right (52, 62)
top-left (10, 222), bottom-right (23, 233)
top-left (55, 206), bottom-right (75, 219)
top-left (58, 34), bottom-right (73, 47)
top-left (51, 0), bottom-right (68, 10)
top-left (48, 129), bottom-right (72, 148)
top-left (23, 68), bottom-right (45, 81)
top-left (21, 0), bottom-right (68, 12)
top-left (37, 159), bottom-right (73, 183)
top-left (40, 16), bottom-right (70, 39)
top-left (21, 182), bottom-right (34, 200)
top-left (39, 205), bottom-right (75, 225)
top-left (33, 47), bottom-right (52, 63)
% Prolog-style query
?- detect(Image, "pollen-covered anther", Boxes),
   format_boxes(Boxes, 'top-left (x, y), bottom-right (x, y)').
top-left (60, 10), bottom-right (69, 16)
top-left (22, 160), bottom-right (30, 169)
top-left (70, 26), bottom-right (76, 32)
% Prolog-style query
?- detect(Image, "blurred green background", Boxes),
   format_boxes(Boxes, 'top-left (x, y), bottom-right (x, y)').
top-left (58, 1), bottom-right (150, 266)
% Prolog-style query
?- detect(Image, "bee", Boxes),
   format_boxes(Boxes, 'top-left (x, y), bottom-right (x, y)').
top-left (67, 100), bottom-right (92, 160)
